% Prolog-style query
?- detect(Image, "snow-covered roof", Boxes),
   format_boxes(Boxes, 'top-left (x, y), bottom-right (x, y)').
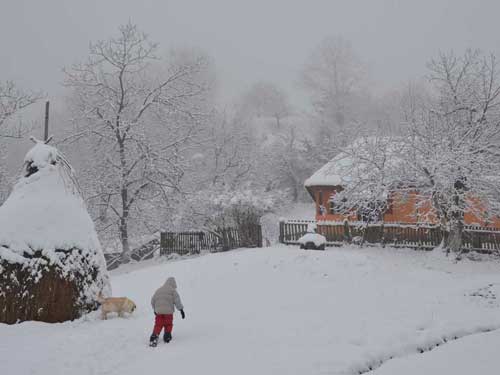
top-left (304, 151), bottom-right (353, 187)
top-left (0, 141), bottom-right (104, 263)
top-left (304, 137), bottom-right (403, 188)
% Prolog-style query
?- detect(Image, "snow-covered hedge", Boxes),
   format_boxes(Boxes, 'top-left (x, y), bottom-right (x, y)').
top-left (172, 187), bottom-right (281, 231)
top-left (0, 141), bottom-right (110, 324)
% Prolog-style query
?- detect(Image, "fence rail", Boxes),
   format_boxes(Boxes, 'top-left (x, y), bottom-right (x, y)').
top-left (160, 225), bottom-right (263, 256)
top-left (104, 237), bottom-right (160, 270)
top-left (279, 220), bottom-right (500, 252)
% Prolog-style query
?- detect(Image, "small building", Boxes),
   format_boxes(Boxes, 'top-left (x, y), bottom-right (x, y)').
top-left (304, 140), bottom-right (500, 227)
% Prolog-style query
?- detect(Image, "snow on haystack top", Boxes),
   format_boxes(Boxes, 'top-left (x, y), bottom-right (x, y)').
top-left (304, 137), bottom-right (404, 187)
top-left (0, 140), bottom-right (103, 263)
top-left (24, 141), bottom-right (59, 169)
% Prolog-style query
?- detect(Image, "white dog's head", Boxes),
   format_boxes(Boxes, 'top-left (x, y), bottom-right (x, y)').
top-left (124, 298), bottom-right (137, 313)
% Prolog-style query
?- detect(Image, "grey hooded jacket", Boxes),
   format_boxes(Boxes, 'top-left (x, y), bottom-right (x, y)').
top-left (151, 277), bottom-right (184, 314)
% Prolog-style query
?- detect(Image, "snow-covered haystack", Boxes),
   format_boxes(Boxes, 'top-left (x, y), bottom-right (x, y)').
top-left (0, 140), bottom-right (110, 324)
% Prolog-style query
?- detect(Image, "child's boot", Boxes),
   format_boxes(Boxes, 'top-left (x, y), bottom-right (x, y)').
top-left (149, 334), bottom-right (159, 347)
top-left (163, 332), bottom-right (172, 343)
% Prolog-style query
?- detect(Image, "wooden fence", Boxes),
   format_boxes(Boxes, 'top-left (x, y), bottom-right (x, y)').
top-left (104, 238), bottom-right (160, 270)
top-left (160, 225), bottom-right (263, 256)
top-left (103, 225), bottom-right (262, 269)
top-left (462, 226), bottom-right (500, 253)
top-left (279, 220), bottom-right (500, 252)
top-left (104, 253), bottom-right (122, 270)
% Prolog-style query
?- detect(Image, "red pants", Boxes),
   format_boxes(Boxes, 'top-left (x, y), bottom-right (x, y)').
top-left (152, 314), bottom-right (173, 336)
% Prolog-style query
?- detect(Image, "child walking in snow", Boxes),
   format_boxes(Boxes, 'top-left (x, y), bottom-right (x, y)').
top-left (149, 277), bottom-right (185, 347)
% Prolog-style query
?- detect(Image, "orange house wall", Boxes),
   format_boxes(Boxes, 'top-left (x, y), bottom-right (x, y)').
top-left (383, 191), bottom-right (437, 224)
top-left (464, 196), bottom-right (500, 227)
top-left (309, 186), bottom-right (500, 227)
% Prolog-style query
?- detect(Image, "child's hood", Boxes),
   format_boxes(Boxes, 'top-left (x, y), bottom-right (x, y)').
top-left (164, 277), bottom-right (177, 289)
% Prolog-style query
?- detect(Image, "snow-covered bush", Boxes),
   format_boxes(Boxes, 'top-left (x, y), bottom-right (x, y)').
top-left (209, 189), bottom-right (279, 233)
top-left (213, 189), bottom-right (277, 227)
top-left (173, 188), bottom-right (281, 231)
top-left (0, 140), bottom-right (110, 324)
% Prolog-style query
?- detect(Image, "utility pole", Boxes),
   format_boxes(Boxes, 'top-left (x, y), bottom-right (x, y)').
top-left (44, 101), bottom-right (49, 142)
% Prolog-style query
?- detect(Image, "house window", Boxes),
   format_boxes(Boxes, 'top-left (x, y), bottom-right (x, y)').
top-left (329, 200), bottom-right (335, 214)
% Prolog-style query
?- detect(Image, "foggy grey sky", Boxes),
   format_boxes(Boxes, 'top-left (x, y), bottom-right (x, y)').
top-left (1, 0), bottom-right (500, 106)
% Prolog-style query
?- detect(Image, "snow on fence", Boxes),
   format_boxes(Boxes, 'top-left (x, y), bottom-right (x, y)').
top-left (102, 226), bottom-right (263, 269)
top-left (160, 225), bottom-right (263, 255)
top-left (279, 220), bottom-right (500, 252)
top-left (462, 226), bottom-right (500, 253)
top-left (104, 238), bottom-right (160, 270)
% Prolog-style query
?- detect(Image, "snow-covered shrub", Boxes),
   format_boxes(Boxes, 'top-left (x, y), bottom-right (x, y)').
top-left (171, 188), bottom-right (281, 231)
top-left (205, 189), bottom-right (279, 231)
top-left (0, 140), bottom-right (110, 324)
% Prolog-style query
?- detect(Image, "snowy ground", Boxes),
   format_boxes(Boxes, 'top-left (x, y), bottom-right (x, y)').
top-left (2, 245), bottom-right (500, 375)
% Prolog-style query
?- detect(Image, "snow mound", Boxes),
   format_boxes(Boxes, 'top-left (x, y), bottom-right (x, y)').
top-left (24, 141), bottom-right (59, 170)
top-left (0, 142), bottom-right (102, 259)
top-left (0, 140), bottom-right (110, 318)
top-left (298, 232), bottom-right (326, 247)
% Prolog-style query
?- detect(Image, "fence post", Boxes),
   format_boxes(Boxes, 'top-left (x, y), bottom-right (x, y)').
top-left (257, 225), bottom-right (263, 248)
top-left (380, 222), bottom-right (385, 248)
top-left (343, 219), bottom-right (352, 244)
top-left (279, 219), bottom-right (285, 244)
top-left (472, 229), bottom-right (481, 251)
top-left (160, 232), bottom-right (165, 256)
top-left (416, 225), bottom-right (421, 249)
top-left (222, 228), bottom-right (229, 251)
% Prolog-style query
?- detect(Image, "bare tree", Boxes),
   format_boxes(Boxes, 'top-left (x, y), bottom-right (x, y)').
top-left (261, 125), bottom-right (317, 203)
top-left (402, 50), bottom-right (500, 253)
top-left (238, 81), bottom-right (291, 129)
top-left (330, 135), bottom-right (404, 222)
top-left (64, 23), bottom-right (213, 260)
top-left (0, 81), bottom-right (41, 137)
top-left (202, 111), bottom-right (253, 188)
top-left (300, 36), bottom-right (367, 136)
top-left (167, 109), bottom-right (257, 230)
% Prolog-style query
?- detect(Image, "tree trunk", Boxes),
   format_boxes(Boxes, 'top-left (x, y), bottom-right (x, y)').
top-left (447, 186), bottom-right (465, 255)
top-left (120, 214), bottom-right (131, 263)
top-left (360, 219), bottom-right (371, 247)
top-left (118, 136), bottom-right (131, 263)
top-left (119, 180), bottom-right (131, 262)
top-left (448, 219), bottom-right (463, 254)
top-left (292, 183), bottom-right (298, 203)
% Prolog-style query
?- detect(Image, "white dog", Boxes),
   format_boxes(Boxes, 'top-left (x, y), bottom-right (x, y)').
top-left (97, 294), bottom-right (137, 320)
